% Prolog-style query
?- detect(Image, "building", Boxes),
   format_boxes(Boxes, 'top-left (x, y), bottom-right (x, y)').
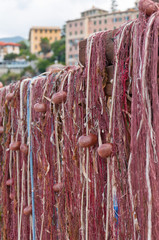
top-left (66, 6), bottom-right (139, 66)
top-left (0, 42), bottom-right (20, 61)
top-left (29, 26), bottom-right (61, 54)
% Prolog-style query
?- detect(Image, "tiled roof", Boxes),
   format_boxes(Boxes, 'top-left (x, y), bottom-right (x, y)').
top-left (0, 42), bottom-right (20, 47)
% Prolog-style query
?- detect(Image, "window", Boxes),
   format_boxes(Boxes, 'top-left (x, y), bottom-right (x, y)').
top-left (35, 37), bottom-right (37, 40)
top-left (94, 29), bottom-right (96, 32)
top-left (137, 14), bottom-right (139, 18)
top-left (94, 21), bottom-right (96, 25)
top-left (75, 46), bottom-right (78, 50)
top-left (69, 23), bottom-right (72, 27)
top-left (99, 28), bottom-right (102, 31)
top-left (113, 18), bottom-right (117, 23)
top-left (105, 28), bottom-right (107, 31)
top-left (69, 55), bottom-right (73, 59)
top-left (75, 31), bottom-right (77, 35)
top-left (69, 40), bottom-right (73, 45)
top-left (69, 32), bottom-right (72, 35)
top-left (125, 16), bottom-right (129, 21)
top-left (70, 47), bottom-right (72, 51)
top-left (80, 22), bottom-right (83, 26)
top-left (119, 17), bottom-right (122, 22)
top-left (35, 45), bottom-right (37, 49)
top-left (114, 27), bottom-right (116, 29)
top-left (75, 23), bottom-right (77, 27)
top-left (50, 30), bottom-right (52, 33)
top-left (45, 29), bottom-right (47, 33)
top-left (104, 19), bottom-right (107, 24)
top-left (80, 30), bottom-right (83, 34)
top-left (99, 20), bottom-right (102, 24)
top-left (40, 29), bottom-right (43, 33)
top-left (55, 30), bottom-right (57, 33)
top-left (35, 29), bottom-right (37, 33)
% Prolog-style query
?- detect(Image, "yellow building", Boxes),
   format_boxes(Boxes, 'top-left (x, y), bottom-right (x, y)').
top-left (29, 26), bottom-right (61, 54)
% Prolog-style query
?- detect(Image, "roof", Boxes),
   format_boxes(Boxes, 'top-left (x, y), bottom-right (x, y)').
top-left (0, 42), bottom-right (6, 46)
top-left (6, 43), bottom-right (20, 46)
top-left (30, 26), bottom-right (61, 30)
top-left (66, 9), bottom-right (139, 23)
top-left (0, 42), bottom-right (20, 47)
top-left (29, 26), bottom-right (61, 40)
top-left (81, 6), bottom-right (108, 14)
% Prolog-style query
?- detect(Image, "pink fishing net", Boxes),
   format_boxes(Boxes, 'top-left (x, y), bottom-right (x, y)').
top-left (0, 6), bottom-right (159, 240)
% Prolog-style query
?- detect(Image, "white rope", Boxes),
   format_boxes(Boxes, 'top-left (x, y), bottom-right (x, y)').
top-left (109, 21), bottom-right (133, 134)
top-left (128, 153), bottom-right (139, 239)
top-left (27, 77), bottom-right (38, 240)
top-left (141, 13), bottom-right (158, 163)
top-left (146, 135), bottom-right (152, 240)
top-left (9, 107), bottom-right (13, 178)
top-left (54, 103), bottom-right (61, 183)
top-left (85, 34), bottom-right (94, 240)
top-left (105, 157), bottom-right (110, 240)
top-left (19, 79), bottom-right (29, 240)
top-left (16, 123), bottom-right (20, 239)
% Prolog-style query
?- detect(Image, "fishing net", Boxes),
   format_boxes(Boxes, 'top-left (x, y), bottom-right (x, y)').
top-left (0, 5), bottom-right (159, 240)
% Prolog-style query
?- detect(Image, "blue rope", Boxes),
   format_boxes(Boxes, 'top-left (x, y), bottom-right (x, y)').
top-left (113, 195), bottom-right (119, 226)
top-left (27, 80), bottom-right (36, 240)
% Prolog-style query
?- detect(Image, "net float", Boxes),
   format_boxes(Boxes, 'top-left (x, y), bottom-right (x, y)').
top-left (52, 91), bottom-right (67, 104)
top-left (139, 0), bottom-right (158, 16)
top-left (9, 141), bottom-right (21, 151)
top-left (23, 205), bottom-right (32, 216)
top-left (34, 103), bottom-right (46, 113)
top-left (0, 126), bottom-right (4, 134)
top-left (6, 92), bottom-right (14, 101)
top-left (0, 82), bottom-right (3, 88)
top-left (9, 193), bottom-right (14, 200)
top-left (20, 144), bottom-right (28, 155)
top-left (97, 143), bottom-right (113, 158)
top-left (53, 182), bottom-right (64, 193)
top-left (78, 134), bottom-right (98, 148)
top-left (6, 178), bottom-right (14, 186)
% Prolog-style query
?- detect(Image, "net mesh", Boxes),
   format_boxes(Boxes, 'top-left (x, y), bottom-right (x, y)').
top-left (0, 7), bottom-right (159, 240)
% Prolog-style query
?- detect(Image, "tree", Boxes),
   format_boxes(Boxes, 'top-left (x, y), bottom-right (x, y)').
top-left (4, 53), bottom-right (18, 60)
top-left (61, 25), bottom-right (66, 38)
top-left (36, 59), bottom-right (51, 73)
top-left (18, 41), bottom-right (29, 50)
top-left (21, 66), bottom-right (36, 78)
top-left (0, 71), bottom-right (20, 85)
top-left (40, 38), bottom-right (51, 54)
top-left (111, 0), bottom-right (118, 12)
top-left (51, 38), bottom-right (65, 64)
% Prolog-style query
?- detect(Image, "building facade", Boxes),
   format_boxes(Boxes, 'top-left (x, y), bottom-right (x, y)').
top-left (29, 26), bottom-right (61, 54)
top-left (0, 42), bottom-right (20, 61)
top-left (66, 6), bottom-right (139, 66)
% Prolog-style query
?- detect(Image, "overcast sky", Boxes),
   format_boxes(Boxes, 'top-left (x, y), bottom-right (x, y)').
top-left (0, 0), bottom-right (136, 39)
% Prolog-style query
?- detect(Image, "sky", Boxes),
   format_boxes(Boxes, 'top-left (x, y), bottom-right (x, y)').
top-left (0, 0), bottom-right (136, 39)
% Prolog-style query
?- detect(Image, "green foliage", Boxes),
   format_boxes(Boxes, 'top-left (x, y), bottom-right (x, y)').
top-left (111, 0), bottom-right (118, 12)
top-left (51, 38), bottom-right (65, 64)
top-left (61, 25), bottom-right (66, 38)
top-left (28, 54), bottom-right (37, 61)
top-left (40, 37), bottom-right (51, 54)
top-left (19, 48), bottom-right (30, 56)
top-left (4, 53), bottom-right (18, 60)
top-left (21, 66), bottom-right (36, 77)
top-left (36, 59), bottom-right (51, 73)
top-left (18, 41), bottom-right (29, 50)
top-left (0, 71), bottom-right (21, 85)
